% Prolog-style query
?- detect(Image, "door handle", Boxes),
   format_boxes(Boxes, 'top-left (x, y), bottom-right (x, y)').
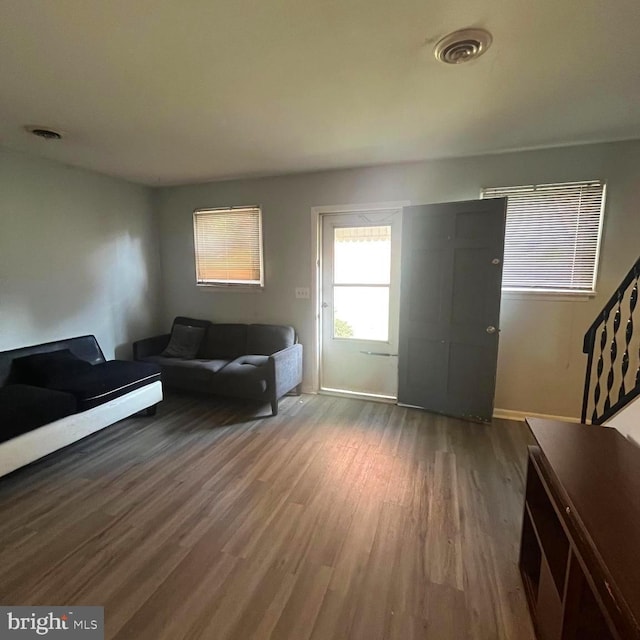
top-left (486, 326), bottom-right (498, 334)
top-left (360, 351), bottom-right (399, 357)
top-left (321, 302), bottom-right (329, 309)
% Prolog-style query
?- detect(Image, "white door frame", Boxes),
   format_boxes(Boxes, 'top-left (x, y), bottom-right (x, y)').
top-left (309, 201), bottom-right (411, 393)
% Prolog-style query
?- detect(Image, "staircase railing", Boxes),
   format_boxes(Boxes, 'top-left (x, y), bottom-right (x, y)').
top-left (582, 257), bottom-right (640, 424)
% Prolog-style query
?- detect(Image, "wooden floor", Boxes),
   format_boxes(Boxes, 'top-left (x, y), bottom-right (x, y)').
top-left (0, 393), bottom-right (535, 640)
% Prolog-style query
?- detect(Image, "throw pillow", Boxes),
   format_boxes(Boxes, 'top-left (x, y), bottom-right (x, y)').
top-left (13, 349), bottom-right (93, 386)
top-left (162, 324), bottom-right (206, 358)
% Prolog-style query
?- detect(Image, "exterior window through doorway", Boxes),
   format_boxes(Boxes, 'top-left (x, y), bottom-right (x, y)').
top-left (333, 226), bottom-right (391, 342)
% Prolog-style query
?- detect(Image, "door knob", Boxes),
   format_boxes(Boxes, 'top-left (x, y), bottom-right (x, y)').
top-left (486, 325), bottom-right (497, 334)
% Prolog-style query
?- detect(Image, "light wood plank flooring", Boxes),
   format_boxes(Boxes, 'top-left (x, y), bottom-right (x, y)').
top-left (0, 393), bottom-right (535, 639)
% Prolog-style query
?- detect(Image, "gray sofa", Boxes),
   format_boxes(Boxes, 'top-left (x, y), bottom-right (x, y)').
top-left (133, 317), bottom-right (303, 415)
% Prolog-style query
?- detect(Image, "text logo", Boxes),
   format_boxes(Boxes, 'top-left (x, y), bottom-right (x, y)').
top-left (0, 607), bottom-right (103, 639)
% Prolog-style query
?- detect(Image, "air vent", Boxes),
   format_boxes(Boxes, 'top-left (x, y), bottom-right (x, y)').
top-left (25, 126), bottom-right (63, 140)
top-left (434, 28), bottom-right (492, 64)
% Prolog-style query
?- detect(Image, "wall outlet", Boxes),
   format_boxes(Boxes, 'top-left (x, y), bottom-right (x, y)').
top-left (295, 287), bottom-right (310, 299)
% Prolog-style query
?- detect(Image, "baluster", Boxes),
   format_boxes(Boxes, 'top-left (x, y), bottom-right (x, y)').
top-left (620, 279), bottom-right (637, 401)
top-left (592, 309), bottom-right (609, 422)
top-left (604, 299), bottom-right (621, 414)
top-left (634, 270), bottom-right (640, 388)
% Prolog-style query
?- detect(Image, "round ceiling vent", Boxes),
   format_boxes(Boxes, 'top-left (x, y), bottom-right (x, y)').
top-left (434, 28), bottom-right (492, 64)
top-left (24, 126), bottom-right (63, 140)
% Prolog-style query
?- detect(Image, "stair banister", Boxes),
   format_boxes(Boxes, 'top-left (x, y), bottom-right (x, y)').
top-left (581, 256), bottom-right (640, 424)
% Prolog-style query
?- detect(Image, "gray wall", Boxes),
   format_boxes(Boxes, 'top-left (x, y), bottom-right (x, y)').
top-left (156, 139), bottom-right (640, 419)
top-left (0, 148), bottom-right (161, 359)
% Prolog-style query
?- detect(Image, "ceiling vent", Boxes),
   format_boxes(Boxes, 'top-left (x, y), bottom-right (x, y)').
top-left (25, 126), bottom-right (63, 140)
top-left (434, 28), bottom-right (492, 64)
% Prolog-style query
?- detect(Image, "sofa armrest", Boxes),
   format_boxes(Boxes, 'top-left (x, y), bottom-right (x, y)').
top-left (270, 343), bottom-right (303, 399)
top-left (133, 334), bottom-right (170, 360)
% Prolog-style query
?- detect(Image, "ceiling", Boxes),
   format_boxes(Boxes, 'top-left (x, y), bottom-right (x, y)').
top-left (1, 0), bottom-right (639, 186)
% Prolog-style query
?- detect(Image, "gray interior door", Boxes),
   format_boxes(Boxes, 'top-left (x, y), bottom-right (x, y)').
top-left (398, 198), bottom-right (506, 422)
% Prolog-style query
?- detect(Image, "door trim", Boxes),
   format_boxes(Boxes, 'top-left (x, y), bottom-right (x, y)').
top-left (310, 201), bottom-right (410, 393)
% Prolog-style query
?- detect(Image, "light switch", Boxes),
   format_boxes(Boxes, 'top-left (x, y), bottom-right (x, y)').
top-left (295, 287), bottom-right (310, 299)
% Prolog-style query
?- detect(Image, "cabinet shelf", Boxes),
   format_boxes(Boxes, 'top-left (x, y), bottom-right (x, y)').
top-left (520, 508), bottom-right (542, 608)
top-left (524, 457), bottom-right (569, 598)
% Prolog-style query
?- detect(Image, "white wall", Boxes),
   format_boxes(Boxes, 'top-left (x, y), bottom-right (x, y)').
top-left (605, 396), bottom-right (640, 445)
top-left (0, 148), bottom-right (162, 359)
top-left (156, 140), bottom-right (640, 419)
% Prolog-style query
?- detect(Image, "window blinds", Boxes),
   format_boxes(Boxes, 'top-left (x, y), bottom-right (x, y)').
top-left (193, 207), bottom-right (264, 286)
top-left (482, 181), bottom-right (605, 293)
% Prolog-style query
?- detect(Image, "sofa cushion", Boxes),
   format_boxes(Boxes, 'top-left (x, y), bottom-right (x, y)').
top-left (213, 355), bottom-right (270, 398)
top-left (12, 349), bottom-right (93, 386)
top-left (162, 324), bottom-right (206, 359)
top-left (246, 325), bottom-right (295, 355)
top-left (143, 355), bottom-right (229, 373)
top-left (1, 335), bottom-right (105, 388)
top-left (0, 384), bottom-right (77, 443)
top-left (198, 324), bottom-right (248, 359)
top-left (142, 356), bottom-right (230, 389)
top-left (45, 360), bottom-right (161, 411)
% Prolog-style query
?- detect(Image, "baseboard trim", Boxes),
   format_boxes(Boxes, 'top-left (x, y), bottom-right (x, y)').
top-left (493, 408), bottom-right (583, 424)
top-left (300, 393), bottom-right (585, 424)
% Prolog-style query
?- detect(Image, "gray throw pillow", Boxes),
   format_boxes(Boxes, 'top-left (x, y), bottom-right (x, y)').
top-left (162, 324), bottom-right (206, 359)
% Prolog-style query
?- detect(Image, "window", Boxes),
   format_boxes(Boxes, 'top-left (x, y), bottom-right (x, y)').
top-left (193, 206), bottom-right (264, 288)
top-left (333, 225), bottom-right (391, 341)
top-left (481, 181), bottom-right (606, 294)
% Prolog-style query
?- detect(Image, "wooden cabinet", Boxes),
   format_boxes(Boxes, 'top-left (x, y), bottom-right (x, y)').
top-left (521, 419), bottom-right (640, 640)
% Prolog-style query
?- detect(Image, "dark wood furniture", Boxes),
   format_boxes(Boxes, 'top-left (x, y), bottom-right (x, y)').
top-left (520, 418), bottom-right (640, 640)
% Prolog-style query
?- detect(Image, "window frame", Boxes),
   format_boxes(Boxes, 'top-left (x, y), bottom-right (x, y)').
top-left (480, 180), bottom-right (606, 296)
top-left (192, 206), bottom-right (265, 290)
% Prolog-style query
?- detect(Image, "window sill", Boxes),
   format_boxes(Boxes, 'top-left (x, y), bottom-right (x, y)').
top-left (197, 284), bottom-right (264, 293)
top-left (501, 289), bottom-right (596, 302)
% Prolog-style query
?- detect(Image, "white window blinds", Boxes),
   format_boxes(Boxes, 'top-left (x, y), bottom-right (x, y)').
top-left (193, 207), bottom-right (264, 287)
top-left (481, 181), bottom-right (605, 293)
